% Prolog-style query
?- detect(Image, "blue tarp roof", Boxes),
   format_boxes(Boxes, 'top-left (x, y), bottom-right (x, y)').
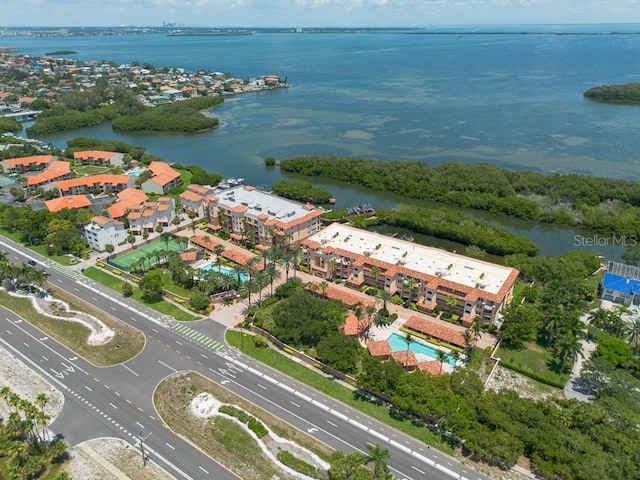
top-left (602, 271), bottom-right (640, 295)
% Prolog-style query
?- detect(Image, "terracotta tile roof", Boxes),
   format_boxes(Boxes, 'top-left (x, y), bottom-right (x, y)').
top-left (404, 316), bottom-right (469, 348)
top-left (144, 161), bottom-right (181, 187)
top-left (180, 190), bottom-right (205, 202)
top-left (91, 215), bottom-right (122, 226)
top-left (73, 150), bottom-right (121, 162)
top-left (149, 170), bottom-right (180, 187)
top-left (27, 160), bottom-right (71, 186)
top-left (187, 184), bottom-right (212, 196)
top-left (311, 283), bottom-right (375, 308)
top-left (221, 248), bottom-right (263, 269)
top-left (3, 154), bottom-right (55, 168)
top-left (390, 350), bottom-right (419, 367)
top-left (45, 194), bottom-right (92, 212)
top-left (107, 188), bottom-right (148, 218)
top-left (418, 360), bottom-right (444, 375)
top-left (180, 251), bottom-right (198, 262)
top-left (190, 235), bottom-right (222, 252)
top-left (367, 340), bottom-right (392, 357)
top-left (342, 311), bottom-right (371, 336)
top-left (231, 205), bottom-right (248, 213)
top-left (53, 174), bottom-right (131, 191)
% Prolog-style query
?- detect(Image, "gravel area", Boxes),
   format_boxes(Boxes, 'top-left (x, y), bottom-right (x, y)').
top-left (485, 365), bottom-right (563, 402)
top-left (0, 344), bottom-right (64, 421)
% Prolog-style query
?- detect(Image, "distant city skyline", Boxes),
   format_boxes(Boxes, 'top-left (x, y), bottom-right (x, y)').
top-left (0, 0), bottom-right (639, 28)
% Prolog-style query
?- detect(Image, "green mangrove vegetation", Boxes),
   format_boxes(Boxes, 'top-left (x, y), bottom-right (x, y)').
top-left (26, 78), bottom-right (223, 135)
top-left (271, 180), bottom-right (333, 204)
top-left (584, 82), bottom-right (640, 104)
top-left (279, 156), bottom-right (640, 236)
top-left (379, 205), bottom-right (539, 256)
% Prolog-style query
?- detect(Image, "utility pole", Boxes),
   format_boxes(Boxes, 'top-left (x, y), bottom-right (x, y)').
top-left (137, 426), bottom-right (152, 466)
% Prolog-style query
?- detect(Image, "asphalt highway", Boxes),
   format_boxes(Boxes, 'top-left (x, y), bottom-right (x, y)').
top-left (0, 237), bottom-right (490, 480)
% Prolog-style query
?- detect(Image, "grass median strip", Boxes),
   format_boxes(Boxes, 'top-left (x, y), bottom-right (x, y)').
top-left (0, 288), bottom-right (144, 366)
top-left (83, 266), bottom-right (199, 321)
top-left (154, 372), bottom-right (331, 480)
top-left (225, 330), bottom-right (451, 452)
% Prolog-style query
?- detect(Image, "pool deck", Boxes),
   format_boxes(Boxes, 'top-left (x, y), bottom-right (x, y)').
top-left (367, 317), bottom-right (458, 372)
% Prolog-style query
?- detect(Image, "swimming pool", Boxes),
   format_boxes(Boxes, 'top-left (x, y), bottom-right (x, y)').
top-left (387, 332), bottom-right (457, 366)
top-left (199, 263), bottom-right (248, 282)
top-left (126, 168), bottom-right (147, 177)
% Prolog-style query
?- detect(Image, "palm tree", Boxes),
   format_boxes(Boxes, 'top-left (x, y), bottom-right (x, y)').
top-left (365, 442), bottom-right (391, 479)
top-left (555, 333), bottom-right (584, 373)
top-left (587, 307), bottom-right (611, 330)
top-left (404, 332), bottom-right (413, 367)
top-left (290, 246), bottom-right (302, 279)
top-left (369, 265), bottom-right (381, 288)
top-left (450, 350), bottom-right (460, 371)
top-left (405, 277), bottom-right (418, 303)
top-left (445, 295), bottom-right (458, 314)
top-left (278, 249), bottom-right (294, 281)
top-left (264, 263), bottom-right (281, 296)
top-left (472, 316), bottom-right (483, 344)
top-left (437, 349), bottom-right (448, 374)
top-left (376, 289), bottom-right (393, 316)
top-left (624, 316), bottom-right (640, 354)
top-left (319, 280), bottom-right (329, 297)
top-left (161, 232), bottom-right (172, 251)
top-left (462, 329), bottom-right (474, 360)
top-left (127, 234), bottom-right (136, 249)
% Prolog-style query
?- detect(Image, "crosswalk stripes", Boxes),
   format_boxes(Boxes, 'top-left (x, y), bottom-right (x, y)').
top-left (171, 323), bottom-right (224, 351)
top-left (49, 262), bottom-right (84, 281)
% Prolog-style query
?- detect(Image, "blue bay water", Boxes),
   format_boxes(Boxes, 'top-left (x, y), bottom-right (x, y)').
top-left (5, 25), bottom-right (640, 258)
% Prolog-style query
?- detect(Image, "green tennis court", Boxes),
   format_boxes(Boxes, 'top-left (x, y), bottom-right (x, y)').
top-left (109, 237), bottom-right (186, 271)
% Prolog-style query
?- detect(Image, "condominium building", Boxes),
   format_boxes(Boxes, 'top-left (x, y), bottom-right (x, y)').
top-left (84, 216), bottom-right (128, 251)
top-left (303, 223), bottom-right (519, 326)
top-left (127, 197), bottom-right (176, 234)
top-left (179, 184), bottom-right (216, 218)
top-left (0, 154), bottom-right (56, 173)
top-left (73, 150), bottom-right (125, 167)
top-left (52, 174), bottom-right (134, 196)
top-left (206, 185), bottom-right (323, 247)
top-left (141, 161), bottom-right (182, 194)
top-left (27, 160), bottom-right (72, 190)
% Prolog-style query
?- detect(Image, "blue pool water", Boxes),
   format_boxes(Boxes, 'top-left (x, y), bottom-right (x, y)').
top-left (387, 332), bottom-right (457, 367)
top-left (199, 263), bottom-right (248, 282)
top-left (126, 168), bottom-right (147, 177)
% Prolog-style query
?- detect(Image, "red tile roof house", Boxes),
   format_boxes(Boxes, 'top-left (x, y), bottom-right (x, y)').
top-left (404, 316), bottom-right (471, 349)
top-left (106, 188), bottom-right (148, 219)
top-left (27, 160), bottom-right (72, 190)
top-left (303, 223), bottom-right (519, 326)
top-left (127, 197), bottom-right (176, 235)
top-left (45, 194), bottom-right (92, 212)
top-left (73, 150), bottom-right (125, 167)
top-left (1, 155), bottom-right (57, 174)
top-left (179, 186), bottom-right (210, 218)
top-left (141, 161), bottom-right (182, 194)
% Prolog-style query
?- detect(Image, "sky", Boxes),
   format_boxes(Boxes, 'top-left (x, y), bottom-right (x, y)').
top-left (0, 0), bottom-right (639, 28)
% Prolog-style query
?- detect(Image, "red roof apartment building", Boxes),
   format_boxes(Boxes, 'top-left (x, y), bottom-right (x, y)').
top-left (303, 223), bottom-right (518, 326)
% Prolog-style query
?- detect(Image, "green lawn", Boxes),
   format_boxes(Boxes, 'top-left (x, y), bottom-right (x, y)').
top-left (497, 342), bottom-right (570, 387)
top-left (83, 266), bottom-right (199, 321)
top-left (72, 165), bottom-right (111, 175)
top-left (0, 228), bottom-right (75, 265)
top-left (226, 330), bottom-right (452, 452)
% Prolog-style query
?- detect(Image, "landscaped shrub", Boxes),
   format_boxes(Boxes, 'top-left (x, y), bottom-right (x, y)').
top-left (254, 336), bottom-right (269, 348)
top-left (218, 405), bottom-right (252, 423)
top-left (248, 417), bottom-right (268, 438)
top-left (277, 450), bottom-right (319, 478)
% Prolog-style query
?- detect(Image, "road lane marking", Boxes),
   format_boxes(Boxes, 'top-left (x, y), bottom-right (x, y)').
top-left (258, 384), bottom-right (267, 390)
top-left (290, 401), bottom-right (300, 408)
top-left (411, 466), bottom-right (425, 475)
top-left (198, 466), bottom-right (209, 474)
top-left (85, 385), bottom-right (92, 391)
top-left (327, 420), bottom-right (338, 427)
top-left (109, 403), bottom-right (118, 410)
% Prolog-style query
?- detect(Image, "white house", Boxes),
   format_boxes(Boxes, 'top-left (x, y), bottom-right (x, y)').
top-left (84, 216), bottom-right (128, 251)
